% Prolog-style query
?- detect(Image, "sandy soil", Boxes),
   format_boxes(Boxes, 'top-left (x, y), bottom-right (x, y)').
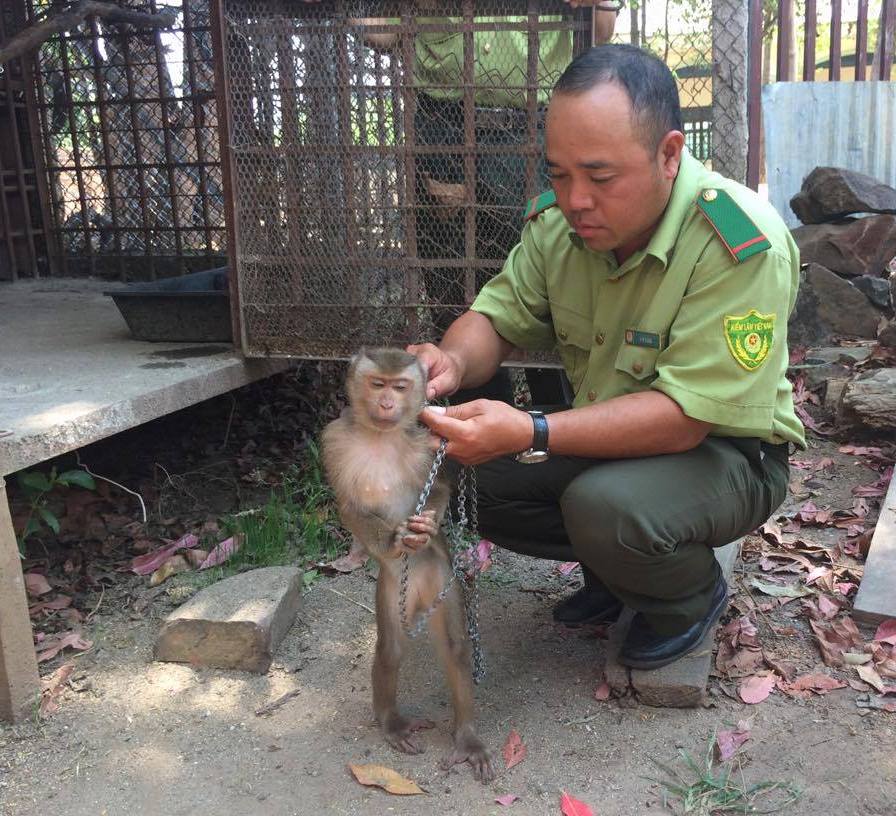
top-left (1, 370), bottom-right (894, 816)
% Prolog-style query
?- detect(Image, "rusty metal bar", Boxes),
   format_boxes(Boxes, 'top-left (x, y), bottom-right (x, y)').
top-left (399, 0), bottom-right (419, 335)
top-left (57, 29), bottom-right (95, 276)
top-left (150, 0), bottom-right (185, 269)
top-left (462, 0), bottom-right (476, 306)
top-left (210, 0), bottom-right (244, 347)
top-left (182, 0), bottom-right (215, 253)
top-left (88, 16), bottom-right (124, 280)
top-left (746, 0), bottom-right (762, 190)
top-left (880, 0), bottom-right (894, 80)
top-left (829, 0), bottom-right (842, 80)
top-left (856, 0), bottom-right (868, 80)
top-left (777, 0), bottom-right (793, 80)
top-left (803, 0), bottom-right (817, 80)
top-left (335, 2), bottom-right (357, 257)
top-left (525, 0), bottom-right (539, 202)
top-left (119, 28), bottom-right (156, 279)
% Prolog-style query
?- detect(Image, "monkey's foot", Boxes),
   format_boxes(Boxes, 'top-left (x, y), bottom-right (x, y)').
top-left (382, 714), bottom-right (435, 755)
top-left (441, 732), bottom-right (496, 782)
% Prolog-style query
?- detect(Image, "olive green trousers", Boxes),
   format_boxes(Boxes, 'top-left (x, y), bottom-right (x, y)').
top-left (471, 437), bottom-right (789, 635)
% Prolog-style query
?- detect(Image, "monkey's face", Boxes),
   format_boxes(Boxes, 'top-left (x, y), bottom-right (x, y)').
top-left (362, 371), bottom-right (420, 430)
top-left (348, 352), bottom-right (425, 432)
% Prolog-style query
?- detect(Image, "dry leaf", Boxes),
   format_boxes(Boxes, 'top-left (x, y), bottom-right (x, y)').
top-left (199, 534), bottom-right (243, 569)
top-left (36, 630), bottom-right (92, 662)
top-left (593, 680), bottom-right (611, 701)
top-left (716, 725), bottom-right (750, 761)
top-left (560, 791), bottom-right (594, 816)
top-left (874, 619), bottom-right (896, 645)
top-left (556, 561), bottom-right (579, 576)
top-left (131, 533), bottom-right (199, 575)
top-left (24, 572), bottom-right (52, 596)
top-left (183, 548), bottom-right (210, 568)
top-left (348, 763), bottom-right (424, 795)
top-left (781, 673), bottom-right (847, 696)
top-left (502, 729), bottom-right (527, 770)
top-left (857, 664), bottom-right (886, 693)
top-left (738, 672), bottom-right (776, 704)
top-left (149, 554), bottom-right (190, 587)
top-left (495, 794), bottom-right (519, 806)
top-left (39, 662), bottom-right (75, 717)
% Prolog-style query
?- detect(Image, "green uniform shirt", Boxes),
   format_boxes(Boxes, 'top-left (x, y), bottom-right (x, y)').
top-left (414, 18), bottom-right (572, 108)
top-left (471, 151), bottom-right (806, 448)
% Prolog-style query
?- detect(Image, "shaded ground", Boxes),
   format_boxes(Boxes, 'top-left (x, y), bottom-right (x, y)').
top-left (1, 364), bottom-right (894, 816)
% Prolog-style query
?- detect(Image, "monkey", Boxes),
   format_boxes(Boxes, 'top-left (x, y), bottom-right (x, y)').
top-left (321, 347), bottom-right (495, 782)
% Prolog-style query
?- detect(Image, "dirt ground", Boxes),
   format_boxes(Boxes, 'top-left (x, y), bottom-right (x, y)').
top-left (1, 365), bottom-right (895, 816)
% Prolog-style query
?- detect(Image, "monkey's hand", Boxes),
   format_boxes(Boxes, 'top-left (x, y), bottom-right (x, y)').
top-left (441, 727), bottom-right (496, 782)
top-left (391, 509), bottom-right (439, 556)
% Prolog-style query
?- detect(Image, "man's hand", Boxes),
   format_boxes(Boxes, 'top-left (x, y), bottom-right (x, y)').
top-left (420, 401), bottom-right (533, 465)
top-left (406, 342), bottom-right (464, 401)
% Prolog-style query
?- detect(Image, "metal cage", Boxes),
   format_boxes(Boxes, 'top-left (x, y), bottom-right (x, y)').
top-left (212, 0), bottom-right (594, 357)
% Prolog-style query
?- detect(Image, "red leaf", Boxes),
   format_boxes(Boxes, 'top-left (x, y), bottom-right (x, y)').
top-left (874, 619), bottom-right (896, 646)
top-left (556, 561), bottom-right (579, 576)
top-left (593, 681), bottom-right (611, 701)
top-left (35, 630), bottom-right (92, 662)
top-left (560, 791), bottom-right (594, 816)
top-left (738, 673), bottom-right (776, 704)
top-left (502, 729), bottom-right (527, 770)
top-left (198, 535), bottom-right (242, 569)
top-left (495, 794), bottom-right (519, 806)
top-left (716, 726), bottom-right (750, 761)
top-left (130, 533), bottom-right (199, 575)
top-left (24, 572), bottom-right (52, 596)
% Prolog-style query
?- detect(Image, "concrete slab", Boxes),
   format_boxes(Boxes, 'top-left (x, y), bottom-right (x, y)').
top-left (604, 540), bottom-right (741, 708)
top-left (0, 279), bottom-right (289, 476)
top-left (853, 469), bottom-right (896, 624)
top-left (154, 566), bottom-right (302, 672)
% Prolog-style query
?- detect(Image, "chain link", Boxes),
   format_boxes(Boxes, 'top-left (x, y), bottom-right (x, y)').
top-left (398, 439), bottom-right (486, 683)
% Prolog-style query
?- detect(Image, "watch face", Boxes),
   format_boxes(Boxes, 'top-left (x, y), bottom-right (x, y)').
top-left (516, 449), bottom-right (550, 464)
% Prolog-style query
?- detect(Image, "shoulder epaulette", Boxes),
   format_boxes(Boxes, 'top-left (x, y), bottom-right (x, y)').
top-left (523, 190), bottom-right (557, 221)
top-left (695, 188), bottom-right (771, 263)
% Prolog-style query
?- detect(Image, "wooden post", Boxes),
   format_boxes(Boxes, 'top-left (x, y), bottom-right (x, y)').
top-left (0, 477), bottom-right (40, 723)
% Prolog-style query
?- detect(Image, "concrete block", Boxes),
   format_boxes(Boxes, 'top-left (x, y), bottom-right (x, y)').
top-left (154, 566), bottom-right (302, 673)
top-left (854, 469), bottom-right (896, 624)
top-left (603, 540), bottom-right (741, 708)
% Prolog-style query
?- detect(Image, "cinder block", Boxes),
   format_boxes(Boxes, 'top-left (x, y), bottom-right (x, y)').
top-left (154, 566), bottom-right (302, 673)
top-left (604, 540), bottom-right (741, 708)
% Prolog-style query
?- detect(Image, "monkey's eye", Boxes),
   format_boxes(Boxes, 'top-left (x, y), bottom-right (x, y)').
top-left (370, 379), bottom-right (385, 389)
top-left (394, 383), bottom-right (407, 392)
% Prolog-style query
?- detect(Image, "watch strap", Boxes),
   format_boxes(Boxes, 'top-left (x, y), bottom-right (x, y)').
top-left (528, 411), bottom-right (549, 452)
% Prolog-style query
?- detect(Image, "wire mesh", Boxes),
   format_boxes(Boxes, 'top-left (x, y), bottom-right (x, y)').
top-left (29, 0), bottom-right (224, 280)
top-left (218, 0), bottom-right (593, 357)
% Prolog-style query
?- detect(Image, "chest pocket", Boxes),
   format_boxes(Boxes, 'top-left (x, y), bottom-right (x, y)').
top-left (553, 309), bottom-right (592, 393)
top-left (615, 343), bottom-right (660, 384)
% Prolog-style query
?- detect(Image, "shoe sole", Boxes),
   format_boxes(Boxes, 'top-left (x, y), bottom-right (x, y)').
top-left (617, 592), bottom-right (728, 671)
top-left (554, 603), bottom-right (624, 628)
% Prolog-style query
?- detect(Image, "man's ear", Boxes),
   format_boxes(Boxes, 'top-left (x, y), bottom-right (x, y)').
top-left (657, 130), bottom-right (685, 180)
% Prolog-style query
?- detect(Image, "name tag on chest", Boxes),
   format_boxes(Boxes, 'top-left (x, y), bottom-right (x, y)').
top-left (624, 329), bottom-right (662, 349)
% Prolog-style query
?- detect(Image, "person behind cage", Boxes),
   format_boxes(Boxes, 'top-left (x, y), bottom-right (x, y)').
top-left (410, 43), bottom-right (805, 669)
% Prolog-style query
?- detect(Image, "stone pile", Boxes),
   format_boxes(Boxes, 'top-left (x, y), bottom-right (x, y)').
top-left (787, 167), bottom-right (896, 431)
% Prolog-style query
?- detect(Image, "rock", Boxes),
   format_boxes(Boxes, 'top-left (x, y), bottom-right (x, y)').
top-left (879, 319), bottom-right (896, 349)
top-left (790, 166), bottom-right (896, 224)
top-left (838, 368), bottom-right (896, 430)
top-left (154, 566), bottom-right (302, 673)
top-left (852, 275), bottom-right (893, 310)
top-left (792, 216), bottom-right (896, 278)
top-left (788, 263), bottom-right (882, 345)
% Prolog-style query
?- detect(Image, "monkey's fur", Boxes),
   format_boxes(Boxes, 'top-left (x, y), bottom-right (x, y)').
top-left (321, 348), bottom-right (494, 781)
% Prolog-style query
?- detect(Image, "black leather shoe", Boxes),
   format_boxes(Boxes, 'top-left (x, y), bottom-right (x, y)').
top-left (618, 572), bottom-right (729, 670)
top-left (552, 582), bottom-right (624, 627)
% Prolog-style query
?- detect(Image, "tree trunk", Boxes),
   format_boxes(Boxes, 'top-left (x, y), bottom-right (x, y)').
top-left (839, 368), bottom-right (896, 430)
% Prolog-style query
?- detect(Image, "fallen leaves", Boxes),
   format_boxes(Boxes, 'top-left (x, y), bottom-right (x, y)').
top-left (24, 571), bottom-right (52, 596)
top-left (778, 673), bottom-right (847, 698)
top-left (874, 619), bottom-right (896, 645)
top-left (738, 672), bottom-right (776, 704)
top-left (348, 763), bottom-right (424, 795)
top-left (39, 662), bottom-right (75, 717)
top-left (35, 630), bottom-right (92, 662)
top-left (199, 535), bottom-right (242, 570)
top-left (716, 721), bottom-right (751, 761)
top-left (560, 791), bottom-right (594, 816)
top-left (130, 533), bottom-right (199, 575)
top-left (495, 794), bottom-right (519, 806)
top-left (502, 729), bottom-right (527, 770)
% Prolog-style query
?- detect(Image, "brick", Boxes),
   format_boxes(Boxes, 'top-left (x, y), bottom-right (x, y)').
top-left (154, 566), bottom-right (302, 673)
top-left (853, 470), bottom-right (896, 624)
top-left (603, 540), bottom-right (741, 708)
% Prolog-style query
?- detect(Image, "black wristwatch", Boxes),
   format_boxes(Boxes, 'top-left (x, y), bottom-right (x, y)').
top-left (515, 410), bottom-right (550, 464)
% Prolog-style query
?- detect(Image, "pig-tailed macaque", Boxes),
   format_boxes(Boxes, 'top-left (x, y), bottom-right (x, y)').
top-left (321, 348), bottom-right (494, 782)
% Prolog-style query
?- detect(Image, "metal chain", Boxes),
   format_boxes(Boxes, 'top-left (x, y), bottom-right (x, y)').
top-left (397, 441), bottom-right (486, 683)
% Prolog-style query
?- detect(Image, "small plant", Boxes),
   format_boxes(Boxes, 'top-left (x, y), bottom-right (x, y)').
top-left (648, 735), bottom-right (801, 815)
top-left (16, 467), bottom-right (96, 555)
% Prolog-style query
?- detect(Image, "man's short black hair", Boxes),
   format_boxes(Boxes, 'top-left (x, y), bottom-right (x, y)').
top-left (553, 44), bottom-right (683, 151)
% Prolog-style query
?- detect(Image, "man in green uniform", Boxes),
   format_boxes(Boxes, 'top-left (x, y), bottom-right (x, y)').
top-left (410, 44), bottom-right (805, 669)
